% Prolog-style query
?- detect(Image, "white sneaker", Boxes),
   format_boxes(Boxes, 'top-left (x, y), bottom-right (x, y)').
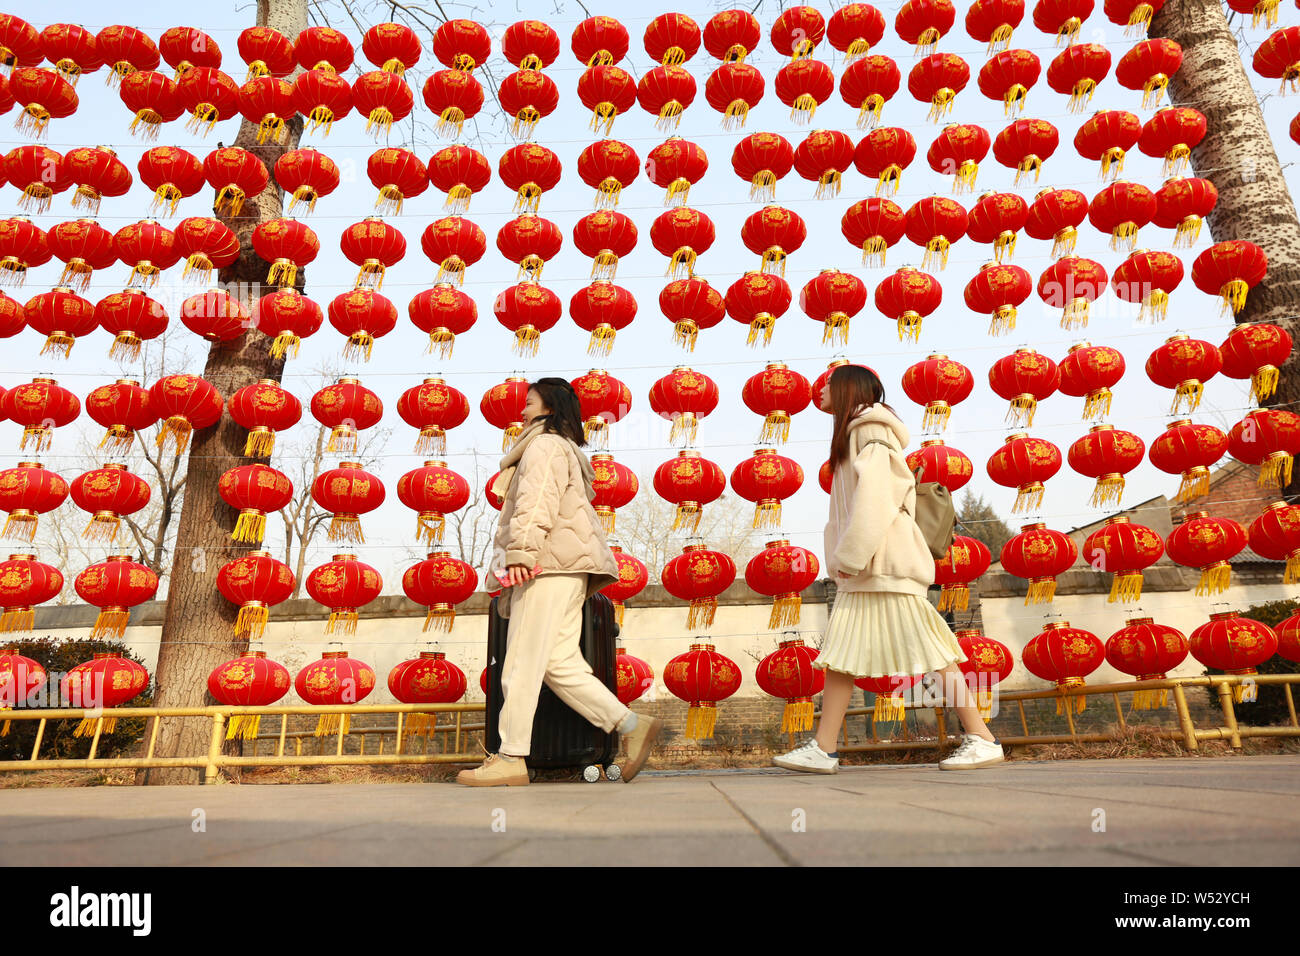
top-left (938, 734), bottom-right (1005, 770)
top-left (773, 738), bottom-right (840, 774)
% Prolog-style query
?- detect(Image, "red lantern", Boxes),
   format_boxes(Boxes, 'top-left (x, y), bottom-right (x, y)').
top-left (388, 646), bottom-right (468, 735)
top-left (24, 286), bottom-right (96, 358)
top-left (800, 268), bottom-right (867, 346)
top-left (992, 117), bottom-right (1059, 185)
top-left (572, 369), bottom-right (633, 447)
top-left (217, 463), bottom-right (293, 544)
top-left (401, 551), bottom-right (477, 633)
top-left (0, 293), bottom-right (21, 338)
top-left (251, 217), bottom-right (320, 287)
top-left (966, 0), bottom-right (1026, 54)
top-left (292, 68), bottom-right (352, 135)
top-left (1068, 424), bottom-right (1145, 506)
top-left (757, 637), bottom-right (824, 732)
top-left (1058, 341), bottom-right (1125, 420)
top-left (136, 145), bottom-right (204, 215)
top-left (903, 354), bottom-right (974, 431)
top-left (654, 450), bottom-right (726, 531)
top-left (229, 379), bottom-right (302, 458)
top-left (64, 146), bottom-right (132, 215)
top-left (352, 70), bottom-right (413, 139)
top-left (493, 280), bottom-right (561, 356)
top-left (408, 284), bottom-right (476, 360)
top-left (46, 219), bottom-right (116, 292)
top-left (481, 376), bottom-right (530, 449)
top-left (1023, 621), bottom-right (1104, 713)
top-left (988, 346), bottom-right (1059, 425)
top-left (1192, 240), bottom-right (1267, 316)
top-left (397, 463), bottom-right (470, 546)
top-left (927, 123), bottom-right (990, 194)
top-left (741, 205), bottom-right (806, 275)
top-left (396, 376), bottom-right (469, 456)
top-left (1138, 106), bottom-right (1206, 176)
top-left (238, 75), bottom-right (295, 145)
top-left (1074, 109), bottom-right (1141, 181)
top-left (3, 378), bottom-right (80, 452)
top-left (792, 130), bottom-right (854, 200)
top-left (614, 642), bottom-right (653, 702)
top-left (1032, 0), bottom-right (1095, 44)
top-left (294, 646), bottom-right (375, 736)
top-left (731, 448), bottom-right (803, 528)
top-left (1280, 610), bottom-right (1300, 663)
top-left (1249, 501), bottom-right (1300, 583)
top-left (1105, 616), bottom-right (1187, 708)
top-left (158, 27), bottom-right (220, 79)
top-left (978, 48), bottom-right (1040, 116)
top-left (742, 362), bottom-right (812, 444)
top-left (274, 147), bottom-right (340, 214)
top-left (725, 271), bottom-right (792, 347)
top-left (644, 13), bottom-right (700, 67)
top-left (1154, 176), bottom-right (1217, 248)
top-left (427, 144), bottom-right (489, 215)
top-left (0, 15), bottom-right (42, 72)
top-left (175, 66), bottom-right (240, 134)
top-left (311, 462), bottom-right (386, 544)
top-left (907, 52), bottom-right (970, 121)
top-left (570, 280), bottom-right (637, 357)
top-left (239, 26), bottom-right (295, 79)
top-left (173, 216), bottom-right (238, 285)
top-left (1105, 0), bottom-right (1166, 37)
top-left (5, 145), bottom-right (70, 213)
top-left (421, 69), bottom-right (483, 136)
top-left (431, 18), bottom-right (489, 73)
top-left (967, 192), bottom-right (1028, 265)
top-left (704, 62), bottom-right (764, 129)
top-left (498, 69), bottom-right (558, 138)
top-left (0, 216), bottom-right (50, 285)
top-left (987, 433), bottom-right (1063, 512)
top-left (645, 137), bottom-right (708, 207)
top-left (0, 462), bottom-right (68, 541)
top-left (1254, 25), bottom-right (1300, 91)
top-left (113, 219), bottom-right (179, 288)
top-left (1219, 322), bottom-right (1292, 403)
top-left (577, 64), bottom-right (637, 134)
top-left (1148, 418), bottom-right (1229, 501)
top-left (896, 0), bottom-right (957, 55)
top-left (746, 540), bottom-right (821, 629)
top-left (703, 10), bottom-right (761, 62)
top-left (208, 648), bottom-right (291, 739)
top-left (590, 453), bottom-right (638, 533)
top-left (1112, 248), bottom-right (1182, 322)
top-left (839, 54), bottom-right (901, 129)
top-left (63, 650), bottom-right (149, 735)
top-left (1189, 611), bottom-right (1277, 703)
top-left (572, 211), bottom-right (638, 282)
top-left (1088, 180), bottom-right (1155, 251)
top-left (179, 289), bottom-right (249, 343)
top-left (362, 21), bottom-right (421, 75)
top-left (150, 373), bottom-right (223, 454)
top-left (0, 553), bottom-right (62, 634)
top-left (365, 147), bottom-right (426, 215)
top-left (637, 64), bottom-right (696, 131)
top-left (9, 66), bottom-right (79, 137)
top-left (421, 216), bottom-right (486, 286)
top-left (502, 20), bottom-right (560, 70)
top-left (904, 195), bottom-right (967, 270)
top-left (732, 131), bottom-right (794, 200)
top-left (252, 287), bottom-right (323, 359)
top-left (650, 366), bottom-right (720, 445)
top-left (1001, 522), bottom-right (1078, 603)
top-left (576, 139), bottom-right (639, 210)
top-left (934, 535), bottom-right (992, 612)
top-left (311, 377), bottom-right (383, 454)
top-left (216, 552), bottom-right (294, 642)
top-left (771, 5), bottom-right (826, 59)
top-left (572, 16), bottom-right (629, 67)
top-left (951, 628), bottom-right (1013, 719)
top-left (1229, 408), bottom-right (1300, 489)
top-left (0, 645), bottom-right (46, 735)
top-left (1084, 515), bottom-right (1167, 601)
top-left (1047, 42), bottom-right (1111, 112)
top-left (660, 276), bottom-right (725, 351)
top-left (828, 3), bottom-right (886, 61)
top-left (295, 26), bottom-right (354, 74)
top-left (74, 554), bottom-right (158, 639)
top-left (1116, 38), bottom-right (1182, 108)
top-left (651, 207), bottom-right (715, 279)
top-left (496, 214), bottom-right (563, 280)
top-left (1025, 186), bottom-right (1089, 258)
top-left (664, 641), bottom-right (742, 738)
top-left (339, 218), bottom-right (406, 293)
top-left (775, 59), bottom-right (835, 123)
top-left (85, 378), bottom-right (155, 452)
top-left (662, 545), bottom-right (737, 629)
top-left (1037, 256), bottom-right (1107, 329)
top-left (1144, 333), bottom-right (1220, 413)
top-left (907, 438), bottom-right (975, 493)
top-left (69, 463), bottom-right (150, 543)
top-left (874, 265), bottom-right (943, 341)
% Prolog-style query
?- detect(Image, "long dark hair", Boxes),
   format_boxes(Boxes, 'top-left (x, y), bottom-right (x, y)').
top-left (529, 377), bottom-right (586, 447)
top-left (828, 364), bottom-right (894, 467)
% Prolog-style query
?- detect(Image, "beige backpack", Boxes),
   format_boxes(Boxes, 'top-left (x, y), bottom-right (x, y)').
top-left (860, 439), bottom-right (956, 560)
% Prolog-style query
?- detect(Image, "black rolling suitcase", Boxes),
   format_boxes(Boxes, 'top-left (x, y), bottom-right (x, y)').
top-left (484, 590), bottom-right (622, 781)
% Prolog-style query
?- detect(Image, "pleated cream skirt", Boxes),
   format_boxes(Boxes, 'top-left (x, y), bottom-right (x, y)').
top-left (814, 591), bottom-right (967, 678)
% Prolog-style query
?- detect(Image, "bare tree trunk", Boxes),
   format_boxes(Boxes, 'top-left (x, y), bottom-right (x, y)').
top-left (1152, 0), bottom-right (1300, 501)
top-left (138, 0), bottom-right (308, 785)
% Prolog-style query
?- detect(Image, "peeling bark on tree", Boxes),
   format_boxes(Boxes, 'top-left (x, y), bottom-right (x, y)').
top-left (138, 0), bottom-right (308, 785)
top-left (1152, 0), bottom-right (1300, 501)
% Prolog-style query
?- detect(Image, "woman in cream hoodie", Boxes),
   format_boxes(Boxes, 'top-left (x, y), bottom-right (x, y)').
top-left (773, 365), bottom-right (1004, 773)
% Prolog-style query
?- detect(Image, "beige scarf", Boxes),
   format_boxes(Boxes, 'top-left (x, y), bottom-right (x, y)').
top-left (488, 420), bottom-right (597, 503)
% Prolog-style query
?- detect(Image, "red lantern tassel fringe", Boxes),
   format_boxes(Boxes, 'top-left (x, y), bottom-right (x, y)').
top-left (270, 332), bottom-right (301, 360)
top-left (414, 427), bottom-right (446, 456)
top-left (672, 318), bottom-right (699, 351)
top-left (234, 603), bottom-right (270, 641)
top-left (326, 426), bottom-right (358, 454)
top-left (673, 503), bottom-right (703, 532)
top-left (266, 259), bottom-right (298, 287)
top-left (1089, 474), bottom-right (1125, 508)
top-left (1109, 571), bottom-right (1144, 603)
top-left (415, 512), bottom-right (445, 545)
top-left (226, 714), bottom-right (263, 740)
top-left (1100, 146), bottom-right (1125, 180)
top-left (856, 93), bottom-right (884, 129)
top-left (81, 513), bottom-right (122, 543)
top-left (746, 312), bottom-right (777, 346)
top-left (422, 605), bottom-right (455, 632)
top-left (1012, 481), bottom-right (1045, 513)
top-left (684, 701), bottom-right (717, 738)
top-left (71, 185), bottom-right (103, 214)
top-left (374, 186), bottom-right (405, 216)
top-left (343, 331), bottom-right (375, 362)
top-left (15, 106), bottom-right (53, 138)
top-left (1194, 562), bottom-right (1232, 596)
top-left (326, 514), bottom-right (365, 543)
top-left (937, 584), bottom-right (969, 612)
top-left (597, 508), bottom-right (616, 535)
top-left (872, 694), bottom-right (905, 724)
top-left (129, 110), bottom-right (165, 140)
top-left (1022, 576), bottom-right (1056, 605)
top-left (232, 509), bottom-right (266, 543)
top-left (752, 499), bottom-right (782, 529)
top-left (760, 412), bottom-right (791, 443)
top-left (1082, 387), bottom-right (1112, 421)
top-left (1, 512), bottom-right (39, 541)
top-left (0, 607), bottom-right (34, 633)
top-left (91, 607), bottom-right (131, 639)
top-left (782, 698), bottom-right (815, 733)
top-left (686, 597), bottom-right (718, 630)
top-left (748, 170), bottom-right (776, 202)
top-left (325, 609), bottom-right (359, 634)
top-left (314, 712), bottom-right (350, 737)
top-left (99, 425), bottom-right (136, 452)
top-left (436, 108), bottom-right (466, 137)
top-left (768, 594), bottom-right (801, 629)
top-left (1130, 680), bottom-right (1168, 710)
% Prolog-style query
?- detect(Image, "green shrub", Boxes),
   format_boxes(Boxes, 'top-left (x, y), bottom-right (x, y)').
top-left (1, 637), bottom-right (153, 762)
top-left (1198, 599), bottom-right (1300, 727)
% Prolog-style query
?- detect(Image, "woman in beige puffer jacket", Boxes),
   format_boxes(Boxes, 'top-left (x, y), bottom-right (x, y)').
top-left (458, 378), bottom-right (663, 787)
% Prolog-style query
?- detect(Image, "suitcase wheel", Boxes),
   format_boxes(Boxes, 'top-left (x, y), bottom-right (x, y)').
top-left (582, 765), bottom-right (602, 783)
top-left (604, 764), bottom-right (622, 782)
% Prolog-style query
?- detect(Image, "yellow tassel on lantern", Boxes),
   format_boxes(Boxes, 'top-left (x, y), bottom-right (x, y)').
top-left (815, 170), bottom-right (842, 199)
top-left (595, 178), bottom-right (623, 209)
top-left (598, 508), bottom-right (616, 535)
top-left (1176, 466), bottom-right (1210, 502)
top-left (233, 601), bottom-right (270, 641)
top-left (915, 28), bottom-right (941, 56)
top-left (1195, 562), bottom-right (1233, 596)
top-left (1002, 84), bottom-right (1027, 116)
top-left (768, 594), bottom-right (802, 629)
top-left (1, 512), bottom-right (39, 541)
top-left (1060, 297), bottom-right (1091, 331)
top-left (243, 427), bottom-right (277, 458)
top-left (1258, 452), bottom-right (1294, 490)
top-left (513, 183), bottom-right (542, 214)
top-left (327, 514), bottom-right (365, 543)
top-left (435, 258), bottom-right (467, 286)
top-left (15, 106), bottom-right (53, 138)
top-left (40, 332), bottom-right (76, 358)
top-left (185, 102), bottom-right (221, 135)
top-left (1023, 576), bottom-right (1057, 605)
top-left (872, 694), bottom-right (905, 724)
top-left (760, 412), bottom-right (791, 444)
top-left (288, 186), bottom-right (319, 216)
top-left (1130, 684), bottom-right (1168, 710)
top-left (374, 185), bottom-right (405, 216)
top-left (519, 254), bottom-right (546, 279)
top-left (976, 690), bottom-right (995, 721)
top-left (861, 236), bottom-right (889, 267)
top-left (665, 177), bottom-right (692, 206)
top-left (81, 513), bottom-right (122, 543)
top-left (354, 259), bottom-right (387, 292)
top-left (684, 702), bottom-right (717, 739)
top-left (992, 231), bottom-right (1017, 263)
top-left (414, 427), bottom-right (447, 457)
top-left (0, 607), bottom-right (34, 633)
top-left (326, 426), bottom-right (358, 455)
top-left (1090, 474), bottom-right (1126, 507)
top-left (584, 418), bottom-right (608, 447)
top-left (1013, 483), bottom-right (1046, 514)
top-left (1141, 74), bottom-right (1169, 109)
top-left (938, 585), bottom-right (970, 612)
top-left (1110, 221), bottom-right (1139, 252)
top-left (215, 186), bottom-right (247, 217)
top-left (73, 715), bottom-right (115, 738)
top-left (231, 509), bottom-right (266, 543)
top-left (789, 94), bottom-right (819, 124)
top-left (587, 324), bottom-right (617, 357)
top-left (1100, 147), bottom-right (1126, 181)
top-left (426, 330), bottom-right (456, 360)
top-left (266, 259), bottom-right (298, 287)
top-left (1219, 279), bottom-right (1250, 316)
top-left (1, 716), bottom-right (11, 736)
top-left (156, 416), bottom-right (195, 455)
top-left (782, 699), bottom-right (815, 732)
top-left (71, 185), bottom-right (103, 213)
top-left (444, 183), bottom-right (473, 214)
top-left (896, 311), bottom-right (923, 343)
top-left (415, 512), bottom-right (445, 545)
top-left (502, 423), bottom-right (522, 450)
top-left (927, 88), bottom-right (956, 122)
top-left (1252, 0), bottom-right (1282, 28)
top-left (1015, 156), bottom-right (1043, 186)
top-left (856, 94), bottom-right (885, 129)
top-left (989, 305), bottom-right (1018, 337)
top-left (512, 325), bottom-right (541, 357)
top-left (753, 499), bottom-right (782, 529)
top-left (760, 248), bottom-right (786, 276)
top-left (1171, 215), bottom-right (1202, 249)
top-left (363, 107), bottom-right (395, 138)
top-left (225, 714), bottom-right (263, 740)
top-left (613, 602), bottom-right (626, 628)
top-left (437, 107), bottom-right (466, 137)
top-left (1164, 144), bottom-right (1192, 177)
top-left (270, 332), bottom-right (301, 360)
top-left (590, 250), bottom-right (620, 280)
top-left (57, 260), bottom-right (93, 292)
top-left (511, 108), bottom-right (541, 139)
top-left (1081, 388), bottom-right (1112, 421)
top-left (922, 237), bottom-right (951, 271)
top-left (1108, 571), bottom-right (1145, 603)
top-left (1055, 688), bottom-right (1087, 715)
top-left (325, 610), bottom-right (359, 634)
top-left (672, 503), bottom-right (703, 532)
top-left (1252, 366), bottom-right (1280, 403)
top-left (306, 106), bottom-right (337, 134)
top-left (669, 413), bottom-right (697, 445)
top-left (747, 313), bottom-right (776, 346)
top-left (1067, 79), bottom-right (1096, 113)
top-left (746, 170), bottom-right (773, 200)
top-left (922, 402), bottom-right (951, 432)
top-left (822, 311), bottom-right (850, 346)
top-left (845, 38), bottom-right (871, 62)
top-left (1006, 395), bottom-right (1037, 426)
top-left (255, 114), bottom-right (287, 145)
top-left (686, 597), bottom-right (718, 630)
top-left (17, 183), bottom-right (55, 214)
top-left (422, 605), bottom-right (455, 632)
top-left (91, 607), bottom-right (131, 639)
top-left (954, 160), bottom-right (979, 193)
top-left (1051, 226), bottom-right (1078, 259)
top-left (343, 332), bottom-right (375, 363)
top-left (673, 318), bottom-right (699, 351)
top-left (657, 101), bottom-right (685, 131)
top-left (20, 426), bottom-right (53, 453)
top-left (1126, 3), bottom-right (1154, 35)
top-left (590, 102), bottom-right (618, 135)
top-left (314, 712), bottom-right (350, 737)
top-left (1169, 379), bottom-right (1203, 414)
top-left (1138, 289), bottom-right (1170, 323)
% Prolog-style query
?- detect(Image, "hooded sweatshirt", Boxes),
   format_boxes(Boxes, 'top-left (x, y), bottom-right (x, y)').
top-left (825, 404), bottom-right (936, 598)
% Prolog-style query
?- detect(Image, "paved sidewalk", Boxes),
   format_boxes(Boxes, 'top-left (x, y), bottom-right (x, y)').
top-left (1, 756), bottom-right (1297, 866)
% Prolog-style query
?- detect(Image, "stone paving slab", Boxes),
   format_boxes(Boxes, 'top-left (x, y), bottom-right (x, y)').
top-left (0, 756), bottom-right (1296, 866)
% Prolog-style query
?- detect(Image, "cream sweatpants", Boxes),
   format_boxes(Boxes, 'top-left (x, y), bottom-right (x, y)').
top-left (498, 572), bottom-right (631, 757)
